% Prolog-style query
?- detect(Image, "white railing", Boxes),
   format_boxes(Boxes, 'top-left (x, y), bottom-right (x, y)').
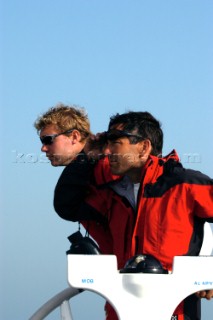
top-left (29, 287), bottom-right (82, 320)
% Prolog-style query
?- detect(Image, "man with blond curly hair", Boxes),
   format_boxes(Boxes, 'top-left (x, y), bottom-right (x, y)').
top-left (34, 103), bottom-right (91, 166)
top-left (35, 103), bottom-right (117, 319)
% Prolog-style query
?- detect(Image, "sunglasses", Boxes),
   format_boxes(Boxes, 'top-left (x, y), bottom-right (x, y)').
top-left (106, 129), bottom-right (144, 141)
top-left (40, 129), bottom-right (75, 145)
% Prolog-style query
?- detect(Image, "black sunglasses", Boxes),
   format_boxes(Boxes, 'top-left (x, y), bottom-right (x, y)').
top-left (40, 129), bottom-right (75, 145)
top-left (106, 129), bottom-right (143, 141)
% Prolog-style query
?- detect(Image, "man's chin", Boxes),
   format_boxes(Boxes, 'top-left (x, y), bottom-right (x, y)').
top-left (50, 161), bottom-right (60, 167)
top-left (49, 158), bottom-right (62, 166)
top-left (50, 158), bottom-right (72, 167)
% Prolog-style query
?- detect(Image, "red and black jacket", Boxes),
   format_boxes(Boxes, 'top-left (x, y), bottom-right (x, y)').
top-left (54, 150), bottom-right (213, 320)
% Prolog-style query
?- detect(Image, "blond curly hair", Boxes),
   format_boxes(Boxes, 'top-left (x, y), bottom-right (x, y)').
top-left (34, 103), bottom-right (91, 142)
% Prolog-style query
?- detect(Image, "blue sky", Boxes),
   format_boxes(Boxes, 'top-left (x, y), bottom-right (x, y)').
top-left (0, 1), bottom-right (213, 319)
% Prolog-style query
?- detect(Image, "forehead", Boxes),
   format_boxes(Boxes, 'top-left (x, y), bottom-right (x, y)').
top-left (40, 124), bottom-right (59, 137)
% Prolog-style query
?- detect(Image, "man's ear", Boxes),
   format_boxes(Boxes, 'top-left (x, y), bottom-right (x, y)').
top-left (70, 129), bottom-right (82, 144)
top-left (138, 139), bottom-right (152, 156)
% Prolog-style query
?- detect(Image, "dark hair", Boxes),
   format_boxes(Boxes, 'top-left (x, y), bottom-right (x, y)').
top-left (108, 111), bottom-right (163, 156)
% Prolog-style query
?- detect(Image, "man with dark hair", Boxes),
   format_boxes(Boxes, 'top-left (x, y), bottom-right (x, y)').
top-left (101, 111), bottom-right (213, 318)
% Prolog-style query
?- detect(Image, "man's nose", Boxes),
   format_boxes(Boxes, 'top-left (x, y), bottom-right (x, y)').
top-left (41, 144), bottom-right (48, 152)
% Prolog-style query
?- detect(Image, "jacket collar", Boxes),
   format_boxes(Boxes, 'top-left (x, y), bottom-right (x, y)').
top-left (94, 150), bottom-right (180, 186)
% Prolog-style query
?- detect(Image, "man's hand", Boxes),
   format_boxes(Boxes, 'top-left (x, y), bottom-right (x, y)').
top-left (195, 290), bottom-right (213, 300)
top-left (84, 132), bottom-right (107, 159)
